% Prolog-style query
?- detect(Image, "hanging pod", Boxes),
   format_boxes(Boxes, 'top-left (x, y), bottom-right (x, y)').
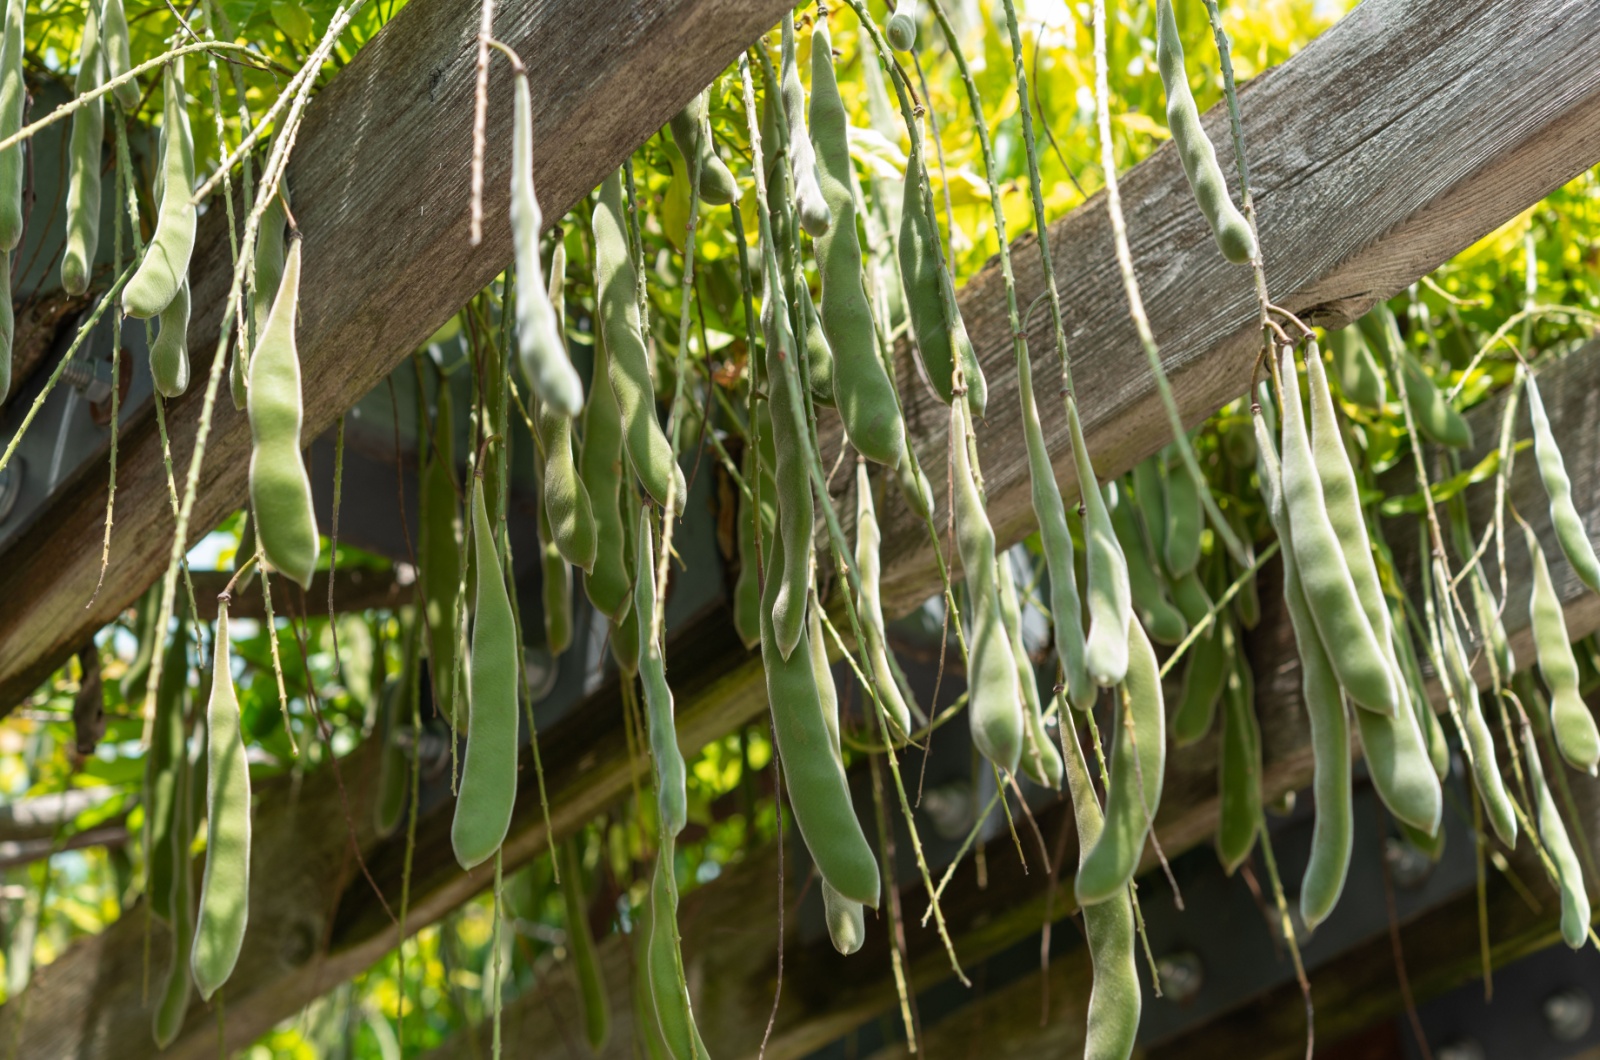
top-left (1359, 304), bottom-right (1473, 448)
top-left (667, 88), bottom-right (737, 207)
top-left (592, 170), bottom-right (686, 512)
top-left (759, 517), bottom-right (880, 907)
top-left (950, 400), bottom-right (1024, 773)
top-left (420, 382), bottom-right (464, 725)
top-left (534, 239), bottom-right (598, 572)
top-left (125, 59), bottom-right (197, 319)
top-left (101, 0), bottom-right (139, 109)
top-left (999, 551), bottom-right (1063, 789)
top-left (637, 511), bottom-right (688, 838)
top-left (537, 490), bottom-right (573, 655)
top-left (779, 15), bottom-right (830, 236)
top-left (1076, 615), bottom-right (1165, 906)
top-left (149, 277), bottom-right (192, 398)
top-left (246, 232), bottom-right (320, 588)
top-left (1526, 368), bottom-right (1600, 593)
top-left (1069, 398), bottom-right (1132, 688)
top-left (1327, 325), bottom-right (1385, 409)
top-left (143, 613), bottom-right (191, 920)
top-left (810, 15), bottom-right (906, 468)
top-left (510, 63), bottom-right (584, 417)
top-left (372, 615), bottom-right (417, 839)
top-left (558, 837), bottom-right (611, 1052)
top-left (808, 599), bottom-right (867, 956)
top-left (0, 0), bottom-right (24, 255)
top-left (191, 600), bottom-right (252, 1001)
top-left (734, 410), bottom-right (778, 651)
top-left (579, 327), bottom-right (633, 621)
top-left (1109, 482), bottom-right (1187, 647)
top-left (854, 462), bottom-right (916, 741)
top-left (896, 101), bottom-right (984, 415)
top-left (641, 836), bottom-right (709, 1059)
top-left (450, 474), bottom-right (521, 870)
top-left (1525, 523), bottom-right (1600, 774)
top-left (1523, 723), bottom-right (1591, 949)
top-left (238, 183), bottom-right (291, 410)
top-left (1061, 718), bottom-right (1141, 1060)
top-left (1153, 0), bottom-right (1254, 265)
top-left (1169, 580), bottom-right (1232, 748)
top-left (1215, 651), bottom-right (1261, 875)
top-left (1255, 407), bottom-right (1357, 928)
top-left (153, 733), bottom-right (196, 1048)
top-left (761, 245), bottom-right (815, 661)
top-left (1277, 344), bottom-right (1399, 716)
top-left (61, 0), bottom-right (104, 296)
top-left (885, 2), bottom-right (917, 50)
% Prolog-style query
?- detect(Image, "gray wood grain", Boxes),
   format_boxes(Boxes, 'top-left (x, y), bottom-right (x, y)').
top-left (0, 0), bottom-right (793, 705)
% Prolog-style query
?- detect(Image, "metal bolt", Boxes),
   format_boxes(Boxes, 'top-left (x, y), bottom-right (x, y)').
top-left (1155, 951), bottom-right (1204, 1004)
top-left (1435, 1038), bottom-right (1485, 1060)
top-left (1544, 986), bottom-right (1593, 1042)
top-left (1385, 834), bottom-right (1435, 889)
top-left (59, 354), bottom-right (112, 405)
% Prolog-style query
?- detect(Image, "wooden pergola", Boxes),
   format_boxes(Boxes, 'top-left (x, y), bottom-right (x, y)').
top-left (0, 0), bottom-right (1597, 1055)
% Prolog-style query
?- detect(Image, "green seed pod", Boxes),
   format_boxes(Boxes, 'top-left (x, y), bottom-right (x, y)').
top-left (580, 328), bottom-right (632, 621)
top-left (811, 16), bottom-right (906, 468)
top-left (886, 4), bottom-right (917, 51)
top-left (1523, 724), bottom-right (1590, 949)
top-left (950, 401), bottom-right (1024, 773)
top-left (143, 615), bottom-right (190, 919)
top-left (511, 67), bottom-right (583, 417)
top-left (537, 491), bottom-right (572, 655)
top-left (239, 186), bottom-right (291, 410)
top-left (610, 596), bottom-right (640, 679)
top-left (759, 523), bottom-right (880, 907)
top-left (1110, 483), bottom-right (1188, 647)
top-left (0, 0), bottom-right (26, 254)
top-left (896, 114), bottom-right (985, 414)
top-left (1360, 304), bottom-right (1472, 448)
top-left (734, 414), bottom-right (778, 651)
top-left (1069, 398), bottom-right (1132, 688)
top-left (1277, 344), bottom-right (1399, 716)
top-left (152, 731), bottom-right (194, 1048)
top-left (100, 0), bottom-right (139, 110)
top-left (1000, 550), bottom-right (1062, 789)
top-left (895, 451), bottom-right (934, 522)
top-left (808, 595), bottom-right (868, 955)
top-left (1255, 409), bottom-right (1354, 929)
top-left (762, 250), bottom-right (815, 661)
top-left (191, 601), bottom-right (251, 1001)
top-left (1132, 457), bottom-right (1168, 564)
top-left (1327, 326), bottom-right (1384, 409)
top-left (799, 282), bottom-right (835, 407)
top-left (62, 1), bottom-right (104, 297)
top-left (149, 276), bottom-right (192, 398)
top-left (667, 88), bottom-right (737, 207)
top-left (373, 647), bottom-right (412, 840)
top-left (450, 475), bottom-right (521, 870)
top-left (855, 462), bottom-right (915, 741)
top-left (420, 385), bottom-right (463, 725)
top-left (1017, 346), bottom-right (1092, 709)
top-left (1525, 523), bottom-right (1600, 774)
top-left (1076, 615), bottom-right (1165, 906)
top-left (1061, 717), bottom-right (1141, 1059)
top-left (125, 59), bottom-right (197, 319)
top-left (1162, 460), bottom-right (1204, 578)
top-left (534, 240), bottom-right (598, 573)
top-left (637, 511), bottom-right (688, 838)
top-left (1526, 369), bottom-right (1600, 593)
top-left (1216, 652), bottom-right (1261, 875)
top-left (821, 881), bottom-right (866, 956)
top-left (247, 234), bottom-right (320, 589)
top-left (1433, 558), bottom-right (1516, 846)
top-left (1304, 339), bottom-right (1408, 699)
top-left (1169, 582), bottom-right (1231, 748)
top-left (642, 836), bottom-right (706, 1058)
top-left (780, 15), bottom-right (830, 237)
top-left (1393, 617), bottom-right (1450, 782)
top-left (593, 170), bottom-right (686, 512)
top-left (1154, 0), bottom-right (1255, 265)
top-left (558, 837), bottom-right (611, 1051)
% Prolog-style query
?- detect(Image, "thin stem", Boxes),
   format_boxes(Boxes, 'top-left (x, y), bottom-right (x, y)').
top-left (468, 0), bottom-right (496, 245)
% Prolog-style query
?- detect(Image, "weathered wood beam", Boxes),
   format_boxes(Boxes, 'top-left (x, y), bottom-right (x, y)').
top-left (187, 566), bottom-right (410, 621)
top-left (423, 340), bottom-right (1600, 1059)
top-left (0, 0), bottom-right (795, 706)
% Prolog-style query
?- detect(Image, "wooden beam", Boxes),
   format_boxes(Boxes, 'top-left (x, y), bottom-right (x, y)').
top-left (0, 0), bottom-right (795, 707)
top-left (186, 566), bottom-right (411, 621)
